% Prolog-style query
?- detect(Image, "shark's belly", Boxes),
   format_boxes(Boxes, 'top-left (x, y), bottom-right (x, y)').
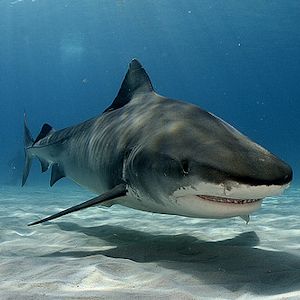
top-left (63, 162), bottom-right (108, 195)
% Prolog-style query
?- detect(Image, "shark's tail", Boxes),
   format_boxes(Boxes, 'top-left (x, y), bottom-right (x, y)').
top-left (22, 114), bottom-right (54, 186)
top-left (22, 113), bottom-right (34, 186)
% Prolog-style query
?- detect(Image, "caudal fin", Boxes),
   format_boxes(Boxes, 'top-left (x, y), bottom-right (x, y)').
top-left (22, 113), bottom-right (34, 186)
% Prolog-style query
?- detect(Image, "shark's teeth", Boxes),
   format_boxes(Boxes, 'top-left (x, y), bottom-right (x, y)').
top-left (198, 195), bottom-right (261, 204)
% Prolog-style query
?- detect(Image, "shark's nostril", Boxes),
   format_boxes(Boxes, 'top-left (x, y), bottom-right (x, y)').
top-left (283, 166), bottom-right (293, 183)
top-left (274, 160), bottom-right (293, 185)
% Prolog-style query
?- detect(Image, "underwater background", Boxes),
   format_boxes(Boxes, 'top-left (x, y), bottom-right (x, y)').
top-left (0, 1), bottom-right (299, 299)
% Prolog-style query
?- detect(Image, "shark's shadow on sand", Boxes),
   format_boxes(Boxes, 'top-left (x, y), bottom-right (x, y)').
top-left (44, 222), bottom-right (300, 295)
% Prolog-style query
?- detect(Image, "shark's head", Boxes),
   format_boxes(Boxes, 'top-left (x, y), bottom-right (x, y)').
top-left (122, 60), bottom-right (292, 219)
top-left (125, 102), bottom-right (292, 219)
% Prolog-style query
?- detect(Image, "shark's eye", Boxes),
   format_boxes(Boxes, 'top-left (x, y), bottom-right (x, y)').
top-left (181, 159), bottom-right (189, 175)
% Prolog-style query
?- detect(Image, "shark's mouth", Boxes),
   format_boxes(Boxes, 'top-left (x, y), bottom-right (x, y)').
top-left (197, 195), bottom-right (262, 204)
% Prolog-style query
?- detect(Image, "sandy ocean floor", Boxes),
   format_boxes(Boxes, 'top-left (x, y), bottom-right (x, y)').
top-left (0, 183), bottom-right (300, 300)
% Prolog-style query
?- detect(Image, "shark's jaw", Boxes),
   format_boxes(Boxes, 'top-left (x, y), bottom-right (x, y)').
top-left (195, 195), bottom-right (261, 204)
top-left (169, 182), bottom-right (290, 219)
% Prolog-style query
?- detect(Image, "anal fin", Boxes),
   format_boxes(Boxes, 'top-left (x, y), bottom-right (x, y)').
top-left (50, 163), bottom-right (65, 186)
top-left (28, 183), bottom-right (127, 226)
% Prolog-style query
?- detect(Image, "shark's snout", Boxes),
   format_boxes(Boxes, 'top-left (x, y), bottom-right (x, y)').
top-left (227, 155), bottom-right (293, 187)
top-left (259, 157), bottom-right (292, 186)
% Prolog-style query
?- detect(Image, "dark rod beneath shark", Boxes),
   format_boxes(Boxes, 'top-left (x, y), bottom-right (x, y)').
top-left (23, 59), bottom-right (292, 226)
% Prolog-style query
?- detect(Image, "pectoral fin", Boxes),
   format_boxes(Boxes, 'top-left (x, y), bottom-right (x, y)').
top-left (28, 183), bottom-right (127, 226)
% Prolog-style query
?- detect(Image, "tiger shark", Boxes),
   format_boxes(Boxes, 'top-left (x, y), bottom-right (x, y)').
top-left (23, 59), bottom-right (292, 226)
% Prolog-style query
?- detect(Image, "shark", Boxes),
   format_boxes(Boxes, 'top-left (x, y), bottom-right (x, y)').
top-left (23, 59), bottom-right (293, 226)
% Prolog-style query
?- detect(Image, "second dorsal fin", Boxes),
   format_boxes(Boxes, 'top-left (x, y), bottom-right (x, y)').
top-left (34, 123), bottom-right (55, 145)
top-left (103, 59), bottom-right (154, 113)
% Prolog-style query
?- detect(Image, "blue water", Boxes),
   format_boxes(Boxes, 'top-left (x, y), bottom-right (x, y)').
top-left (0, 1), bottom-right (300, 299)
top-left (0, 0), bottom-right (299, 184)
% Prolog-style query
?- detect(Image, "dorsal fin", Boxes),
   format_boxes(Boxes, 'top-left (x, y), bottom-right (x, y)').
top-left (34, 123), bottom-right (54, 144)
top-left (103, 59), bottom-right (154, 113)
